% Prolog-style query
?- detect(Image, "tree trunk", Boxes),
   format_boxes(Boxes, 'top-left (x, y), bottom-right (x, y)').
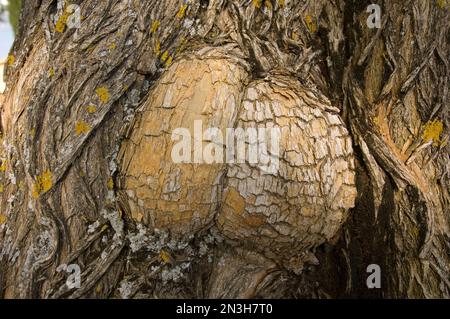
top-left (0, 0), bottom-right (448, 299)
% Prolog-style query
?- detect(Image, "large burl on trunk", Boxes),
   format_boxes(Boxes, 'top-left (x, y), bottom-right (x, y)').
top-left (0, 0), bottom-right (448, 299)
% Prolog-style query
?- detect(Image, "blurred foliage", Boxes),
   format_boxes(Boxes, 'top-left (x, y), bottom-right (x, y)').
top-left (8, 0), bottom-right (21, 34)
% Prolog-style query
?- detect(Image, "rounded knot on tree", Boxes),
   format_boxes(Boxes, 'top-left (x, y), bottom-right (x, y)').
top-left (118, 50), bottom-right (357, 269)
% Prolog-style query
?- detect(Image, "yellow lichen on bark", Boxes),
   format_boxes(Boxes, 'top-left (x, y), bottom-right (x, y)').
top-left (107, 177), bottom-right (114, 190)
top-left (7, 55), bottom-right (15, 66)
top-left (55, 11), bottom-right (70, 33)
top-left (150, 20), bottom-right (160, 34)
top-left (176, 4), bottom-right (188, 19)
top-left (96, 87), bottom-right (110, 103)
top-left (0, 160), bottom-right (7, 172)
top-left (32, 170), bottom-right (53, 198)
top-left (252, 0), bottom-right (263, 9)
top-left (437, 0), bottom-right (447, 9)
top-left (306, 15), bottom-right (318, 33)
top-left (422, 120), bottom-right (444, 147)
top-left (86, 105), bottom-right (97, 113)
top-left (160, 250), bottom-right (172, 264)
top-left (75, 120), bottom-right (90, 135)
top-left (154, 40), bottom-right (161, 56)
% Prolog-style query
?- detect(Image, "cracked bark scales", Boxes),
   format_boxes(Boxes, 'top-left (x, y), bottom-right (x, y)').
top-left (0, 0), bottom-right (448, 298)
top-left (119, 47), bottom-right (356, 276)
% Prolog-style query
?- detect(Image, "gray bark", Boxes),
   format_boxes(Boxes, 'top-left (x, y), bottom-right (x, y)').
top-left (0, 0), bottom-right (448, 299)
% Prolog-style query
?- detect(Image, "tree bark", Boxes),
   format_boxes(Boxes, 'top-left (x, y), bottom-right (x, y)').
top-left (0, 0), bottom-right (448, 299)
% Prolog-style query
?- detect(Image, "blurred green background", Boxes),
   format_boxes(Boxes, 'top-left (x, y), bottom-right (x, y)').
top-left (0, 0), bottom-right (20, 59)
top-left (0, 0), bottom-right (20, 34)
top-left (7, 0), bottom-right (21, 34)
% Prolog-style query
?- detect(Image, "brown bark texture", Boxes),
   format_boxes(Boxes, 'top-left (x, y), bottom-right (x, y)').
top-left (0, 0), bottom-right (448, 299)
